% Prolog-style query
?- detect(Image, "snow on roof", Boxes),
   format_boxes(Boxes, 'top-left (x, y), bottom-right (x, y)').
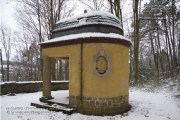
top-left (57, 11), bottom-right (120, 23)
top-left (53, 11), bottom-right (122, 32)
top-left (40, 32), bottom-right (131, 45)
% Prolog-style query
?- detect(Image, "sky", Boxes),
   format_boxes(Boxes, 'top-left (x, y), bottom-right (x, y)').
top-left (0, 0), bottom-right (18, 60)
top-left (0, 0), bottom-right (18, 30)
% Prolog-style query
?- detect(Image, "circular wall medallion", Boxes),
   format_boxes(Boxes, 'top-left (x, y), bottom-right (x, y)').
top-left (96, 56), bottom-right (107, 74)
top-left (93, 49), bottom-right (110, 77)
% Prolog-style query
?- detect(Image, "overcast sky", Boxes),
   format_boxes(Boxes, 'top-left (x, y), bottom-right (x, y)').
top-left (0, 0), bottom-right (18, 60)
top-left (0, 0), bottom-right (18, 30)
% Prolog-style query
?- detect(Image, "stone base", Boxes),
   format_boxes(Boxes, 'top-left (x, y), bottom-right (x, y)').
top-left (39, 96), bottom-right (53, 102)
top-left (69, 96), bottom-right (80, 107)
top-left (69, 95), bottom-right (130, 116)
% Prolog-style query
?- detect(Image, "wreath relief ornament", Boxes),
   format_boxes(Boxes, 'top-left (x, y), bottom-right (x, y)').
top-left (93, 49), bottom-right (110, 77)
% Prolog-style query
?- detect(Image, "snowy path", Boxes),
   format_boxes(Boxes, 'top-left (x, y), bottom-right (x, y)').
top-left (1, 89), bottom-right (180, 120)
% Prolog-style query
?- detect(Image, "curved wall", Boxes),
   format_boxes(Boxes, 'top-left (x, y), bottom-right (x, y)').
top-left (42, 41), bottom-right (130, 115)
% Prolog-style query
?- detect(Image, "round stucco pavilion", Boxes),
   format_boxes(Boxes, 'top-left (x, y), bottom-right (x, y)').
top-left (40, 11), bottom-right (131, 115)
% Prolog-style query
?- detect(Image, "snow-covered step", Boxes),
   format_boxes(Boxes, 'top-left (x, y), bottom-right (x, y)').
top-left (31, 102), bottom-right (76, 115)
top-left (47, 99), bottom-right (69, 107)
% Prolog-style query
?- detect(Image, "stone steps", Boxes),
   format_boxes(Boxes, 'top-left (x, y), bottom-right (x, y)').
top-left (46, 99), bottom-right (69, 107)
top-left (31, 102), bottom-right (76, 115)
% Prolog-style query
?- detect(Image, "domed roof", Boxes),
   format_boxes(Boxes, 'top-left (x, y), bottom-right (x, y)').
top-left (51, 11), bottom-right (123, 38)
top-left (40, 11), bottom-right (131, 47)
top-left (53, 11), bottom-right (122, 31)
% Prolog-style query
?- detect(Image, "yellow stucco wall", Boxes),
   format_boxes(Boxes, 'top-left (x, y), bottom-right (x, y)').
top-left (42, 42), bottom-right (129, 98)
top-left (83, 43), bottom-right (129, 98)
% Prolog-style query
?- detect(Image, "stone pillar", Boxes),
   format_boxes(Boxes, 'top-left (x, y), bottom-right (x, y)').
top-left (40, 56), bottom-right (52, 102)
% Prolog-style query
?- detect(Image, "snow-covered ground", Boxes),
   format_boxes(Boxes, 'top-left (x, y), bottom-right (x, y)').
top-left (1, 88), bottom-right (180, 120)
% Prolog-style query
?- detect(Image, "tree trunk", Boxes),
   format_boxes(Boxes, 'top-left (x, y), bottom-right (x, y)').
top-left (149, 32), bottom-right (159, 82)
top-left (171, 0), bottom-right (178, 76)
top-left (65, 60), bottom-right (69, 80)
top-left (0, 50), bottom-right (4, 82)
top-left (51, 58), bottom-right (56, 80)
top-left (134, 0), bottom-right (140, 83)
top-left (167, 26), bottom-right (174, 77)
top-left (157, 28), bottom-right (164, 78)
top-left (58, 60), bottom-right (63, 80)
top-left (6, 59), bottom-right (9, 81)
top-left (154, 33), bottom-right (159, 84)
top-left (109, 0), bottom-right (113, 14)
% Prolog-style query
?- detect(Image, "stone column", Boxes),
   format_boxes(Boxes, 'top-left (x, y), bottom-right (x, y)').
top-left (40, 56), bottom-right (52, 101)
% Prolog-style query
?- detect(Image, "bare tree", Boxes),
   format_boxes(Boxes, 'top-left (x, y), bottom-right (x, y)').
top-left (0, 49), bottom-right (4, 82)
top-left (108, 0), bottom-right (122, 19)
top-left (15, 0), bottom-right (75, 41)
top-left (13, 29), bottom-right (40, 81)
top-left (13, 0), bottom-right (75, 81)
top-left (79, 0), bottom-right (109, 11)
top-left (0, 25), bottom-right (13, 81)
